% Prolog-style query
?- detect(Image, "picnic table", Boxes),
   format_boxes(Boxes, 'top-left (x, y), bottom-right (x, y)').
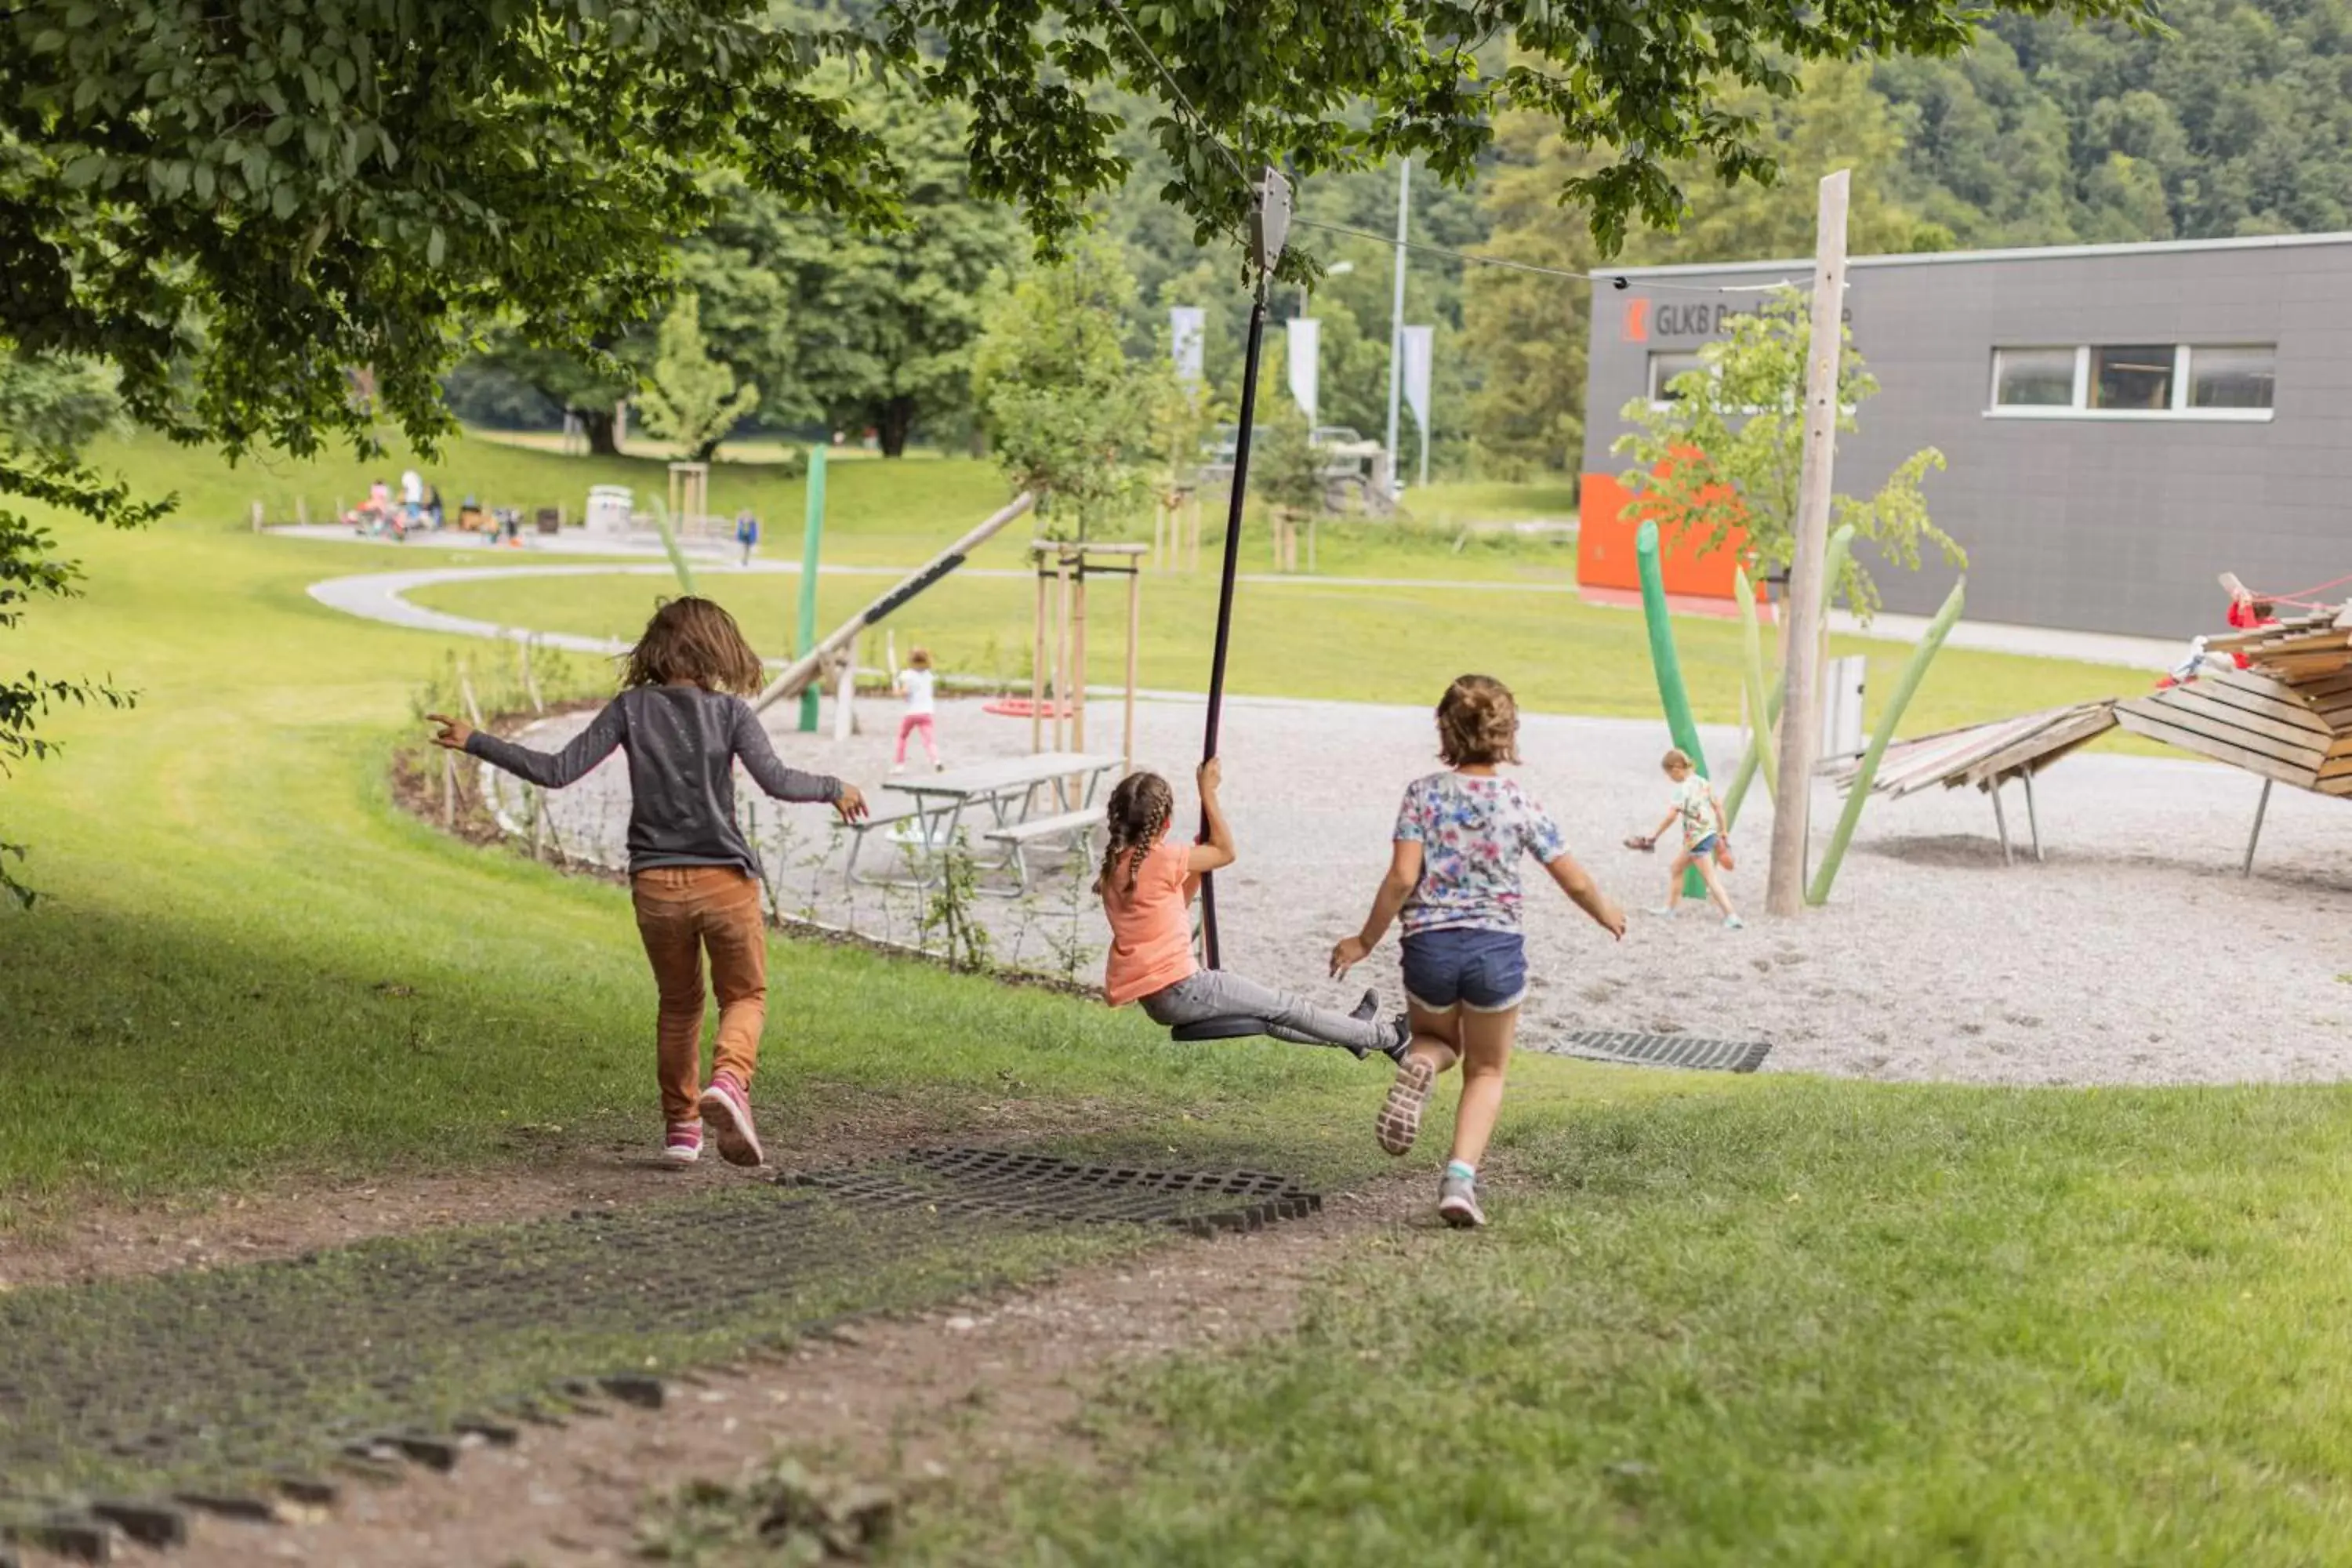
top-left (846, 751), bottom-right (1120, 891)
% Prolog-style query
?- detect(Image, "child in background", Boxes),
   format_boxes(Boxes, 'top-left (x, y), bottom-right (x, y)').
top-left (1101, 760), bottom-right (1408, 1060)
top-left (892, 647), bottom-right (942, 774)
top-left (1331, 675), bottom-right (1625, 1229)
top-left (430, 597), bottom-right (867, 1168)
top-left (735, 508), bottom-right (760, 568)
top-left (1630, 748), bottom-right (1742, 928)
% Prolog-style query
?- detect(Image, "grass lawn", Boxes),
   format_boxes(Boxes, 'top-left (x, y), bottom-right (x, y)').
top-left (9, 427), bottom-right (2343, 1560)
top-left (909, 1080), bottom-right (2352, 1563)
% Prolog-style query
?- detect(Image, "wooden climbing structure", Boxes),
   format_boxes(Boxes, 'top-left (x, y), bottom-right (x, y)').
top-left (1833, 598), bottom-right (2352, 874)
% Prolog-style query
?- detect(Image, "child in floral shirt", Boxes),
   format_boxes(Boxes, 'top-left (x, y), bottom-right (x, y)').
top-left (1330, 674), bottom-right (1625, 1229)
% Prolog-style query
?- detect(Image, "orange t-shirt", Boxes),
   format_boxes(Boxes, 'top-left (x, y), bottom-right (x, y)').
top-left (1101, 838), bottom-right (1197, 1006)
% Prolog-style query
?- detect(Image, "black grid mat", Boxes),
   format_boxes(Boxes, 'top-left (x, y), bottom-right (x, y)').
top-left (0, 1149), bottom-right (1319, 1553)
top-left (1540, 1029), bottom-right (1773, 1073)
top-left (789, 1147), bottom-right (1320, 1235)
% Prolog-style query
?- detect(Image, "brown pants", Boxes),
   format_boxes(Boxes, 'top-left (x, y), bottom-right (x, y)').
top-left (631, 866), bottom-right (767, 1123)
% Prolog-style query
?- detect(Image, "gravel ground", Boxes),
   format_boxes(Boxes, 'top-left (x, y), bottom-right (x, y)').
top-left (491, 692), bottom-right (2352, 1087)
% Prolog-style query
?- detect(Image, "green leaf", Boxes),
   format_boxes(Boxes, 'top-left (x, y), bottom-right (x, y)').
top-left (426, 225), bottom-right (446, 268)
top-left (271, 180), bottom-right (298, 220)
top-left (60, 154), bottom-right (106, 190)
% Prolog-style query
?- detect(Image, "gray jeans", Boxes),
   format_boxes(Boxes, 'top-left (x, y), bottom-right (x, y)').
top-left (1140, 968), bottom-right (1392, 1054)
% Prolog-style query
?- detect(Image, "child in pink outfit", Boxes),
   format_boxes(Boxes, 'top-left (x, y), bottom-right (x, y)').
top-left (893, 647), bottom-right (942, 773)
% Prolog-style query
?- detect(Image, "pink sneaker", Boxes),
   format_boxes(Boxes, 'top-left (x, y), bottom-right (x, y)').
top-left (698, 1073), bottom-right (764, 1167)
top-left (662, 1121), bottom-right (702, 1166)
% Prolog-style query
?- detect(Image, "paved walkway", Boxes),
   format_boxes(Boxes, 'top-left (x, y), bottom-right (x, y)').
top-left (266, 522), bottom-right (739, 559)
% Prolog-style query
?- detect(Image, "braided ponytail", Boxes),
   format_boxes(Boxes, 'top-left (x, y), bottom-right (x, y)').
top-left (1097, 771), bottom-right (1176, 900)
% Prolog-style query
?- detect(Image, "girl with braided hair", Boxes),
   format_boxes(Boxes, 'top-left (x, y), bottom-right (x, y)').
top-left (1098, 760), bottom-right (1409, 1060)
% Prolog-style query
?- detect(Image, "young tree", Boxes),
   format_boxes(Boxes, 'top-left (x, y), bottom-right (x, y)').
top-left (1613, 288), bottom-right (1963, 620)
top-left (1253, 401), bottom-right (1329, 518)
top-left (634, 292), bottom-right (763, 462)
top-left (972, 243), bottom-right (1161, 537)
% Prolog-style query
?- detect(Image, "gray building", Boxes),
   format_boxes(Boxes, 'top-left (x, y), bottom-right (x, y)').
top-left (1581, 233), bottom-right (2349, 640)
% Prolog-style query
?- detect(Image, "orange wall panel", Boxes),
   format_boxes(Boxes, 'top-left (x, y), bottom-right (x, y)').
top-left (1577, 470), bottom-right (1751, 600)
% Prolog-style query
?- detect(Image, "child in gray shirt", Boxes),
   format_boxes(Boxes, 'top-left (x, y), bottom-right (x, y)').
top-left (433, 597), bottom-right (866, 1169)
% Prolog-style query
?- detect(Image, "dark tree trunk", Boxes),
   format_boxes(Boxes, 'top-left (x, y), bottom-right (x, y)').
top-left (876, 395), bottom-right (916, 458)
top-left (690, 435), bottom-right (724, 463)
top-left (576, 408), bottom-right (619, 456)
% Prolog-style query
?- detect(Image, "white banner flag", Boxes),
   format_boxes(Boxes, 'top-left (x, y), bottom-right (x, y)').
top-left (1399, 325), bottom-right (1434, 435)
top-left (1169, 307), bottom-right (1206, 387)
top-left (1286, 318), bottom-right (1320, 427)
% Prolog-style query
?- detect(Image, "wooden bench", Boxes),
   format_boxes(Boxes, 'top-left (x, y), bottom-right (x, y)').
top-left (982, 804), bottom-right (1106, 889)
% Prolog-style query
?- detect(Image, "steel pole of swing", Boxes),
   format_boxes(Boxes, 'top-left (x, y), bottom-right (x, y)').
top-left (1200, 169), bottom-right (1289, 973)
top-left (1199, 289), bottom-right (1266, 973)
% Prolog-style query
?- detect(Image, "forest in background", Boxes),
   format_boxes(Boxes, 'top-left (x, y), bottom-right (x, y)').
top-left (441, 0), bottom-right (2352, 482)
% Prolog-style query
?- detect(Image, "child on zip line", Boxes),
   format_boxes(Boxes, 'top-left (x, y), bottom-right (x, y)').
top-left (430, 597), bottom-right (867, 1169)
top-left (1331, 675), bottom-right (1626, 1229)
top-left (1098, 758), bottom-right (1411, 1061)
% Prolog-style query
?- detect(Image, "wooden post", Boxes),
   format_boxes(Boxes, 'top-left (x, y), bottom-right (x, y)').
top-left (296, 495), bottom-right (309, 526)
top-left (440, 751), bottom-right (456, 828)
top-left (251, 500), bottom-right (263, 532)
top-left (797, 448), bottom-right (826, 733)
top-left (1073, 559), bottom-right (1089, 757)
top-left (833, 636), bottom-right (856, 744)
top-left (1124, 562), bottom-right (1142, 773)
top-left (1030, 561), bottom-right (1048, 755)
top-left (1767, 168), bottom-right (1850, 919)
top-left (521, 639), bottom-right (544, 713)
top-left (1055, 557), bottom-right (1074, 753)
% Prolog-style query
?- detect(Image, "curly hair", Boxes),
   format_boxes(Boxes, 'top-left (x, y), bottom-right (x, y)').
top-left (1097, 770), bottom-right (1175, 899)
top-left (1436, 674), bottom-right (1520, 767)
top-left (622, 597), bottom-right (765, 695)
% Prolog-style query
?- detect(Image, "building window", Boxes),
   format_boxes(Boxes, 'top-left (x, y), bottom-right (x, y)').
top-left (1647, 350), bottom-right (1708, 403)
top-left (1987, 342), bottom-right (2275, 420)
top-left (1992, 348), bottom-right (2078, 408)
top-left (2091, 345), bottom-right (2174, 410)
top-left (2187, 344), bottom-right (2275, 409)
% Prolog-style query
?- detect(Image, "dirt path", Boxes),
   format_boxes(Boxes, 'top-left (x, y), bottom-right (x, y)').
top-left (69, 1177), bottom-right (1425, 1568)
top-left (0, 1098), bottom-right (1105, 1290)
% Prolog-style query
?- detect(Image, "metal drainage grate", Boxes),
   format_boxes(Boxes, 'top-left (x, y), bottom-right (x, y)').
top-left (0, 1148), bottom-right (1321, 1552)
top-left (789, 1146), bottom-right (1322, 1236)
top-left (1543, 1029), bottom-right (1772, 1073)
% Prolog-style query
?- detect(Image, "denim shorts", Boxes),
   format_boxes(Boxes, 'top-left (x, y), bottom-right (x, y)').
top-left (1399, 927), bottom-right (1529, 1014)
top-left (1688, 833), bottom-right (1719, 858)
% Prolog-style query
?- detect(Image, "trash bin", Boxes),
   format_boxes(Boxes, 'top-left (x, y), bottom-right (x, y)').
top-left (584, 485), bottom-right (632, 535)
top-left (535, 507), bottom-right (561, 535)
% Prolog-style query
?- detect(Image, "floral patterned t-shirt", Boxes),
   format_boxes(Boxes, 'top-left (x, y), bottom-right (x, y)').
top-left (1394, 771), bottom-right (1569, 936)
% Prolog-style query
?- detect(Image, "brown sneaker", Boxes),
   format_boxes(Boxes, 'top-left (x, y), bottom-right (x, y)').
top-left (1376, 1054), bottom-right (1436, 1157)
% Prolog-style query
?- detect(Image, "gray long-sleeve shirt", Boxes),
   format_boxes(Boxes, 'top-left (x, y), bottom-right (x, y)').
top-left (465, 685), bottom-right (841, 877)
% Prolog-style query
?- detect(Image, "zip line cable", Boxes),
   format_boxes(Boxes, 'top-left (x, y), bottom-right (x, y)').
top-left (1290, 215), bottom-right (1809, 295)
